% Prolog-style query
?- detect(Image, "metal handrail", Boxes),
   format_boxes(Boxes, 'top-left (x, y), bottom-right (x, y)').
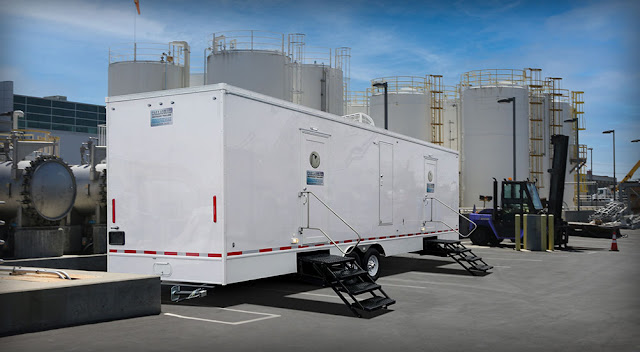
top-left (425, 196), bottom-right (478, 238)
top-left (0, 266), bottom-right (72, 280)
top-left (299, 190), bottom-right (362, 255)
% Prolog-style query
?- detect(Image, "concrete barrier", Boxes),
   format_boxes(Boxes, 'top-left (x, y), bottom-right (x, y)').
top-left (0, 267), bottom-right (160, 336)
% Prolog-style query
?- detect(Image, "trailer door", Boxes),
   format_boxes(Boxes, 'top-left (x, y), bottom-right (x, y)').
top-left (424, 157), bottom-right (438, 231)
top-left (301, 130), bottom-right (331, 244)
top-left (379, 141), bottom-right (394, 225)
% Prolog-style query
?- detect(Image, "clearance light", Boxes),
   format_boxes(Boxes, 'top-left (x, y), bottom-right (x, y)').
top-left (508, 177), bottom-right (512, 181)
top-left (291, 237), bottom-right (300, 244)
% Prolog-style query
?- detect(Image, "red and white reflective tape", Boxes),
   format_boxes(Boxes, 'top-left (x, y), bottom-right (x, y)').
top-left (108, 249), bottom-right (222, 258)
top-left (108, 229), bottom-right (459, 258)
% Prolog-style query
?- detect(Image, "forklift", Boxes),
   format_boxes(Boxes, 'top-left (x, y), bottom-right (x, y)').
top-left (468, 135), bottom-right (570, 248)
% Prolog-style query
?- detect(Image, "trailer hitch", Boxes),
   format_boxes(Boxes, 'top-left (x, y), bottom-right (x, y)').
top-left (170, 285), bottom-right (208, 303)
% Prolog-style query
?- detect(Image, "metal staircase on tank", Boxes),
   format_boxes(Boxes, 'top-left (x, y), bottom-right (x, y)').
top-left (298, 254), bottom-right (395, 317)
top-left (423, 238), bottom-right (493, 276)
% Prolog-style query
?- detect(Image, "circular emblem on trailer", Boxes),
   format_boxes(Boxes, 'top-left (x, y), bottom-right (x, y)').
top-left (428, 171), bottom-right (433, 182)
top-left (310, 151), bottom-right (321, 168)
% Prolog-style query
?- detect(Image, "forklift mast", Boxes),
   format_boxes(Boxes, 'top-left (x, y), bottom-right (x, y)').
top-left (548, 135), bottom-right (570, 221)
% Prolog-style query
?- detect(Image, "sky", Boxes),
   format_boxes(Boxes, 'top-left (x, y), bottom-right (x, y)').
top-left (0, 0), bottom-right (638, 179)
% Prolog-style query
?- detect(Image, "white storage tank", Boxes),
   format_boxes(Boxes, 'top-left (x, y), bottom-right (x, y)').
top-left (370, 76), bottom-right (430, 141)
top-left (108, 42), bottom-right (190, 96)
top-left (206, 31), bottom-right (292, 102)
top-left (300, 64), bottom-right (344, 115)
top-left (443, 87), bottom-right (460, 151)
top-left (459, 69), bottom-right (530, 209)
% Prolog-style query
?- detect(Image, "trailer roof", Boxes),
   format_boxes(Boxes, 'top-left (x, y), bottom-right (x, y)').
top-left (105, 83), bottom-right (459, 156)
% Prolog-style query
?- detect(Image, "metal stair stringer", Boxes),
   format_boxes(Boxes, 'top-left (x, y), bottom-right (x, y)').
top-left (423, 238), bottom-right (493, 276)
top-left (298, 254), bottom-right (395, 318)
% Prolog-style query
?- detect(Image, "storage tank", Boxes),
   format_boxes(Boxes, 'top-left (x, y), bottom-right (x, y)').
top-left (108, 42), bottom-right (190, 96)
top-left (459, 69), bottom-right (530, 209)
top-left (206, 31), bottom-right (292, 102)
top-left (70, 164), bottom-right (106, 216)
top-left (300, 63), bottom-right (344, 115)
top-left (0, 155), bottom-right (77, 225)
top-left (443, 86), bottom-right (460, 151)
top-left (370, 76), bottom-right (430, 141)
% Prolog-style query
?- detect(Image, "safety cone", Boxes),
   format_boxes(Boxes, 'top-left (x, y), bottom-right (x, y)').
top-left (610, 231), bottom-right (619, 252)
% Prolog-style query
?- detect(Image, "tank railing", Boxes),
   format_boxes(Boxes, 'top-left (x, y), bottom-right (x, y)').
top-left (302, 46), bottom-right (332, 66)
top-left (211, 30), bottom-right (285, 54)
top-left (460, 69), bottom-right (527, 88)
top-left (299, 190), bottom-right (362, 255)
top-left (0, 266), bottom-right (72, 280)
top-left (346, 91), bottom-right (370, 107)
top-left (424, 196), bottom-right (478, 238)
top-left (109, 42), bottom-right (186, 65)
top-left (371, 76), bottom-right (428, 94)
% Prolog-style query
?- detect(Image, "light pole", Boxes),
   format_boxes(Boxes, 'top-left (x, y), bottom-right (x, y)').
top-left (372, 81), bottom-right (388, 130)
top-left (498, 97), bottom-right (516, 180)
top-left (565, 118), bottom-right (581, 210)
top-left (588, 147), bottom-right (593, 197)
top-left (603, 130), bottom-right (616, 201)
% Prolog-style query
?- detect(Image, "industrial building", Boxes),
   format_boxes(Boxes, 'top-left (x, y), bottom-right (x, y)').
top-left (0, 81), bottom-right (103, 165)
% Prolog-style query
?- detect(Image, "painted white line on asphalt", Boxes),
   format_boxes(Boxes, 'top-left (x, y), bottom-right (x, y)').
top-left (379, 277), bottom-right (520, 294)
top-left (482, 257), bottom-right (543, 262)
top-left (164, 309), bottom-right (280, 326)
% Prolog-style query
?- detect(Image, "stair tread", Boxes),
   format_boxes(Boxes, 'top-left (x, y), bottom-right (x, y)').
top-left (339, 282), bottom-right (381, 295)
top-left (461, 255), bottom-right (482, 262)
top-left (354, 296), bottom-right (396, 311)
top-left (448, 248), bottom-right (472, 254)
top-left (331, 267), bottom-right (366, 280)
top-left (470, 264), bottom-right (493, 271)
top-left (300, 254), bottom-right (355, 265)
top-left (425, 238), bottom-right (461, 244)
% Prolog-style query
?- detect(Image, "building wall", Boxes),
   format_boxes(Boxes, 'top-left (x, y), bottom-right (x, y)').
top-left (13, 94), bottom-right (104, 135)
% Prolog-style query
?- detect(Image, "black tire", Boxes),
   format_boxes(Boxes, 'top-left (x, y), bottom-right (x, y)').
top-left (470, 227), bottom-right (490, 246)
top-left (347, 249), bottom-right (363, 268)
top-left (488, 236), bottom-right (503, 246)
top-left (362, 248), bottom-right (382, 281)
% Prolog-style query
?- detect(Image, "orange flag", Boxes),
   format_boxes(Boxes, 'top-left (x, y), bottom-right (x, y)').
top-left (134, 0), bottom-right (140, 15)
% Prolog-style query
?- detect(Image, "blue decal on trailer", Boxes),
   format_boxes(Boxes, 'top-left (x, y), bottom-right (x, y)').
top-left (307, 171), bottom-right (324, 186)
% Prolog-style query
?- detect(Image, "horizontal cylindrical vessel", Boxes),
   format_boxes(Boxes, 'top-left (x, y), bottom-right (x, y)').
top-left (0, 156), bottom-right (77, 223)
top-left (70, 164), bottom-right (107, 215)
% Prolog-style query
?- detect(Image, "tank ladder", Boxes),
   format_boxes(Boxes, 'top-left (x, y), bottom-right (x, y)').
top-left (298, 254), bottom-right (395, 318)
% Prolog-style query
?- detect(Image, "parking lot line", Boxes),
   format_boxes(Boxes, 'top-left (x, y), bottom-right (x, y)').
top-left (164, 308), bottom-right (281, 325)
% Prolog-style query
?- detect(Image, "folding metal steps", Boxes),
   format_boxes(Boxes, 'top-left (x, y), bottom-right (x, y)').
top-left (423, 238), bottom-right (493, 276)
top-left (298, 254), bottom-right (395, 317)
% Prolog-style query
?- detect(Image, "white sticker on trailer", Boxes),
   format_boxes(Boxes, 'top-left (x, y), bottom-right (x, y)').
top-left (150, 107), bottom-right (173, 127)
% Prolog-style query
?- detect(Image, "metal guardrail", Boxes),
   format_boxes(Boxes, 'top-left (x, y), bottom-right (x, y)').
top-left (299, 190), bottom-right (362, 255)
top-left (109, 42), bottom-right (187, 65)
top-left (371, 76), bottom-right (428, 94)
top-left (425, 196), bottom-right (478, 238)
top-left (460, 69), bottom-right (527, 88)
top-left (211, 30), bottom-right (285, 54)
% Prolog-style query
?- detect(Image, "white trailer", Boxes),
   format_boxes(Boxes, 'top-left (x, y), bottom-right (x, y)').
top-left (106, 84), bottom-right (462, 286)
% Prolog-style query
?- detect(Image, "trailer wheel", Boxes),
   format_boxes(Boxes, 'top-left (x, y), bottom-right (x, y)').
top-left (470, 228), bottom-right (490, 246)
top-left (347, 249), bottom-right (362, 268)
top-left (362, 248), bottom-right (381, 281)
